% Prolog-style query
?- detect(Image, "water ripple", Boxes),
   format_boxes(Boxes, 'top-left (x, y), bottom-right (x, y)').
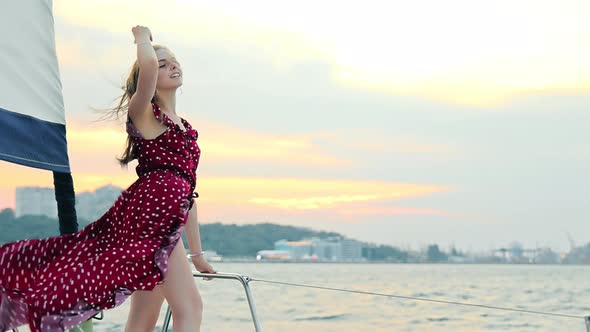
top-left (294, 313), bottom-right (348, 321)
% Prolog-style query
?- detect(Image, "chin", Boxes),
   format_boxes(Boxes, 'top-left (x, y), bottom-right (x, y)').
top-left (164, 82), bottom-right (182, 90)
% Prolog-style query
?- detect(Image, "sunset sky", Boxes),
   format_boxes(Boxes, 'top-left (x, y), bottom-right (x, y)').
top-left (1, 0), bottom-right (589, 251)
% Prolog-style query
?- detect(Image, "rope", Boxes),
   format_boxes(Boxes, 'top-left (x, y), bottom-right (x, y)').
top-left (249, 277), bottom-right (585, 320)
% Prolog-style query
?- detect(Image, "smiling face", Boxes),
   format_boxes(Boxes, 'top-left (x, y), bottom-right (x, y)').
top-left (156, 48), bottom-right (183, 90)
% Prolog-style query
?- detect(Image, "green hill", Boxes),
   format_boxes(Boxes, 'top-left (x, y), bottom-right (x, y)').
top-left (0, 209), bottom-right (341, 256)
top-left (198, 222), bottom-right (341, 256)
top-left (0, 208), bottom-right (408, 261)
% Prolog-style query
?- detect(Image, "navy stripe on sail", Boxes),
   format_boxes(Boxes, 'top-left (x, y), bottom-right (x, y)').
top-left (0, 107), bottom-right (70, 173)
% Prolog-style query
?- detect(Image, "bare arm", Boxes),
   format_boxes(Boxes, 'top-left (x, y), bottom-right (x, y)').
top-left (185, 204), bottom-right (204, 254)
top-left (128, 26), bottom-right (158, 122)
top-left (186, 203), bottom-right (216, 276)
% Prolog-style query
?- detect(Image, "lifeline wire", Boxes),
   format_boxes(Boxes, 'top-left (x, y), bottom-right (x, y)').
top-left (249, 277), bottom-right (585, 320)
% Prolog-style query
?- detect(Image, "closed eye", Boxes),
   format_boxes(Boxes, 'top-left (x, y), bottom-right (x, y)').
top-left (158, 58), bottom-right (179, 67)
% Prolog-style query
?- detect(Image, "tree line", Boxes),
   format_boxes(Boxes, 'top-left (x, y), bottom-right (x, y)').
top-left (0, 208), bottom-right (412, 260)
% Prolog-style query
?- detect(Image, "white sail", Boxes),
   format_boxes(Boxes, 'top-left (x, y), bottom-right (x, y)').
top-left (0, 0), bottom-right (70, 172)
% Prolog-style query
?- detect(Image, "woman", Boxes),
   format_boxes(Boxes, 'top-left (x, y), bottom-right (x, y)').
top-left (0, 25), bottom-right (215, 332)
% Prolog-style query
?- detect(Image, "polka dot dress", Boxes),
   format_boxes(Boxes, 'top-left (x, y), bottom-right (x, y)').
top-left (0, 103), bottom-right (201, 331)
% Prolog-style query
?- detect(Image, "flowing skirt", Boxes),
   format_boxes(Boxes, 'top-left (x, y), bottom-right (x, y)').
top-left (0, 169), bottom-right (194, 331)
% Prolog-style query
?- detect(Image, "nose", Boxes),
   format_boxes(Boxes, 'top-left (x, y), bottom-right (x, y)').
top-left (170, 62), bottom-right (177, 70)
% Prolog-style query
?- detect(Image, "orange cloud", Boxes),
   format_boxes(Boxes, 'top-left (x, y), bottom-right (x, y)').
top-left (200, 176), bottom-right (450, 207)
top-left (64, 119), bottom-right (353, 171)
top-left (1, 120), bottom-right (452, 223)
top-left (201, 123), bottom-right (352, 167)
top-left (67, 123), bottom-right (127, 150)
top-left (191, 176), bottom-right (453, 224)
top-left (0, 157), bottom-right (454, 225)
top-left (250, 194), bottom-right (379, 210)
top-left (63, 118), bottom-right (460, 177)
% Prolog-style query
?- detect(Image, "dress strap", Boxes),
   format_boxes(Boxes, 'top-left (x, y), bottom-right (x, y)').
top-left (151, 103), bottom-right (165, 123)
top-left (151, 103), bottom-right (177, 130)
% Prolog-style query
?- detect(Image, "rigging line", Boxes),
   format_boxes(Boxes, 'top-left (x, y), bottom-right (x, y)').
top-left (249, 278), bottom-right (584, 320)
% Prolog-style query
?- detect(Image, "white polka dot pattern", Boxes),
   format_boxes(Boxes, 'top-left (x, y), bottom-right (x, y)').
top-left (0, 103), bottom-right (201, 331)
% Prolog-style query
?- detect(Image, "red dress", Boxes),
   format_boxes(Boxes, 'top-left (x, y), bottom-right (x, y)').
top-left (0, 103), bottom-right (201, 331)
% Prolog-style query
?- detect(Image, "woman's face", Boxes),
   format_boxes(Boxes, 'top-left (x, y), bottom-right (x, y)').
top-left (156, 48), bottom-right (182, 90)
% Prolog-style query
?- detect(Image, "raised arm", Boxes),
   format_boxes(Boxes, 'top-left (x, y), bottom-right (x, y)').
top-left (128, 26), bottom-right (158, 122)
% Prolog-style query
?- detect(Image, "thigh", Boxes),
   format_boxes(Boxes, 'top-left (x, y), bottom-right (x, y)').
top-left (127, 285), bottom-right (165, 329)
top-left (160, 239), bottom-right (201, 310)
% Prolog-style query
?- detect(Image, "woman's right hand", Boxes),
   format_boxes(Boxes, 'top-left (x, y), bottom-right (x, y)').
top-left (132, 25), bottom-right (152, 44)
top-left (191, 255), bottom-right (217, 281)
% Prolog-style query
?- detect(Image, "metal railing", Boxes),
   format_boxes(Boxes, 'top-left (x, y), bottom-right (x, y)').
top-left (161, 272), bottom-right (262, 332)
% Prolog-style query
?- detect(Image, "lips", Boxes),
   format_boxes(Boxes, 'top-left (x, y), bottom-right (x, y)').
top-left (170, 72), bottom-right (181, 78)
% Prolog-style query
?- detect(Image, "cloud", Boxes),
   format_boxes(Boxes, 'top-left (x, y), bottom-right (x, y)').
top-left (53, 0), bottom-right (590, 106)
top-left (193, 176), bottom-right (453, 225)
top-left (55, 36), bottom-right (131, 71)
top-left (3, 1), bottom-right (590, 251)
top-left (200, 123), bottom-right (353, 166)
top-left (63, 118), bottom-right (354, 174)
top-left (229, 177), bottom-right (450, 208)
top-left (249, 194), bottom-right (380, 210)
top-left (339, 205), bottom-right (451, 217)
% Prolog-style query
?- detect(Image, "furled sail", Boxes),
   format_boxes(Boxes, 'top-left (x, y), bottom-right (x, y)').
top-left (0, 0), bottom-right (70, 173)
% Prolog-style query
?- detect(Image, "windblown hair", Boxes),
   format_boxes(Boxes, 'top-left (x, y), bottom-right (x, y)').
top-left (101, 44), bottom-right (167, 167)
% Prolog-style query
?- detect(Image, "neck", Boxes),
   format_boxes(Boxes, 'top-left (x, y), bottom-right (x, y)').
top-left (156, 89), bottom-right (177, 114)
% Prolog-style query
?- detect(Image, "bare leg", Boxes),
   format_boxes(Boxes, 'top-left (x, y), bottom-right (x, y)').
top-left (125, 285), bottom-right (165, 332)
top-left (160, 239), bottom-right (203, 332)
